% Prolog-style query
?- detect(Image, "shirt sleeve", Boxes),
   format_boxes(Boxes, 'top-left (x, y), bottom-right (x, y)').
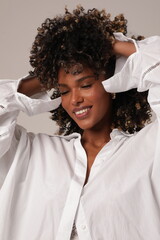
top-left (0, 77), bottom-right (61, 158)
top-left (102, 34), bottom-right (160, 119)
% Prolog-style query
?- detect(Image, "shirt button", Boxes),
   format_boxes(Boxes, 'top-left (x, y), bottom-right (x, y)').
top-left (81, 225), bottom-right (86, 230)
top-left (0, 105), bottom-right (5, 113)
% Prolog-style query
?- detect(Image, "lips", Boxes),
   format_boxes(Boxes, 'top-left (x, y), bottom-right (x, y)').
top-left (73, 106), bottom-right (92, 119)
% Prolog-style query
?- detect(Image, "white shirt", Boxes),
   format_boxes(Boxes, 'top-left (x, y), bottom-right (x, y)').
top-left (0, 34), bottom-right (160, 240)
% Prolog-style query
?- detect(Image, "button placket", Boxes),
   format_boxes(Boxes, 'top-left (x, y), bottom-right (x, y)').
top-left (0, 105), bottom-right (6, 114)
top-left (81, 225), bottom-right (86, 230)
top-left (75, 202), bottom-right (92, 240)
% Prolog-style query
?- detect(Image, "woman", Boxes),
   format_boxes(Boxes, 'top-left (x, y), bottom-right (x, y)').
top-left (0, 6), bottom-right (160, 240)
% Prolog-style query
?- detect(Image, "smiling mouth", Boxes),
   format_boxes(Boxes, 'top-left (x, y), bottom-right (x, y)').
top-left (73, 107), bottom-right (92, 119)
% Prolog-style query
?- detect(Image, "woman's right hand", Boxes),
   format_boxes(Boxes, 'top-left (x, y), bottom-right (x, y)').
top-left (17, 75), bottom-right (45, 97)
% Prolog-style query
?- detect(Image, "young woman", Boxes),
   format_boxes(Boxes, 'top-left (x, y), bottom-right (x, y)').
top-left (0, 6), bottom-right (160, 240)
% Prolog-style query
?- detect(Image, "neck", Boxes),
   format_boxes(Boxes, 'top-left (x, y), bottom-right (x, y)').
top-left (81, 125), bottom-right (111, 148)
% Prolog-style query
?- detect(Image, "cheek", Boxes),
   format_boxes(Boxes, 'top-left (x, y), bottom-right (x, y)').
top-left (91, 89), bottom-right (111, 104)
top-left (84, 87), bottom-right (104, 101)
top-left (94, 92), bottom-right (112, 114)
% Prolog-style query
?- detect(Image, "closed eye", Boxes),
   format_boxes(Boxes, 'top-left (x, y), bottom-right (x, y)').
top-left (60, 90), bottom-right (69, 96)
top-left (81, 84), bottom-right (92, 89)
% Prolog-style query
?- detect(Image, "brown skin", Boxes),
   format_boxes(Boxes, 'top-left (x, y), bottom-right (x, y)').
top-left (58, 41), bottom-right (136, 184)
top-left (113, 40), bottom-right (136, 56)
top-left (58, 68), bottom-right (112, 184)
top-left (18, 41), bottom-right (136, 185)
top-left (17, 75), bottom-right (42, 97)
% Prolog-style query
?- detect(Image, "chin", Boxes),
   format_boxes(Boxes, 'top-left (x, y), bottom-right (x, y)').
top-left (76, 122), bottom-right (96, 131)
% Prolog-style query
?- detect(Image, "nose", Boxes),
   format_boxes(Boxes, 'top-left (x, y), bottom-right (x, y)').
top-left (71, 89), bottom-right (84, 106)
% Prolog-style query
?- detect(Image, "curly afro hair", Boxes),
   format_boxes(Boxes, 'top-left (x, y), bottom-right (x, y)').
top-left (29, 5), bottom-right (151, 135)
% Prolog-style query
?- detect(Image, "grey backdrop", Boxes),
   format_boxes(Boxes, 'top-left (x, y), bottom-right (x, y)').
top-left (1, 0), bottom-right (160, 134)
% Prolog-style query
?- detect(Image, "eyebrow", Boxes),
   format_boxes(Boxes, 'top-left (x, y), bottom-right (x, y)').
top-left (58, 75), bottom-right (96, 87)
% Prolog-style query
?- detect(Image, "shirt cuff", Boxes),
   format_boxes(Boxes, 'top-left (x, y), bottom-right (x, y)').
top-left (15, 77), bottom-right (61, 116)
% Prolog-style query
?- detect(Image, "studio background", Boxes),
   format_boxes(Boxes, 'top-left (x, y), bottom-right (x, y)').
top-left (1, 0), bottom-right (160, 134)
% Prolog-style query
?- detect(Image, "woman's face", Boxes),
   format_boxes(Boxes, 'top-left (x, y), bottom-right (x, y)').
top-left (58, 67), bottom-right (112, 131)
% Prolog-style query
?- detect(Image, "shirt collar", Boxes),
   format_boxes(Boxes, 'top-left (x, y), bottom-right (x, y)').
top-left (110, 128), bottom-right (134, 142)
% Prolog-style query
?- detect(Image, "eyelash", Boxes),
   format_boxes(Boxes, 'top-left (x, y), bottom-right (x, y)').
top-left (81, 84), bottom-right (92, 88)
top-left (60, 91), bottom-right (69, 96)
top-left (59, 84), bottom-right (93, 96)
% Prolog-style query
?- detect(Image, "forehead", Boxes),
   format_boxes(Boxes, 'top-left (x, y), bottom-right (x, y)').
top-left (58, 67), bottom-right (96, 84)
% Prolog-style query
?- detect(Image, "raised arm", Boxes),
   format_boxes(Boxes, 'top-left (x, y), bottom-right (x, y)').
top-left (0, 77), bottom-right (60, 159)
top-left (113, 39), bottom-right (136, 57)
top-left (103, 35), bottom-right (160, 120)
top-left (17, 75), bottom-right (42, 97)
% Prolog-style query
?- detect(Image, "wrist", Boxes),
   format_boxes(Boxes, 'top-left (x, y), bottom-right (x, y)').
top-left (18, 76), bottom-right (42, 97)
top-left (113, 40), bottom-right (136, 57)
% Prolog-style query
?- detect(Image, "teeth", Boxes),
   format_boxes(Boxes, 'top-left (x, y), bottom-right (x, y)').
top-left (75, 108), bottom-right (89, 115)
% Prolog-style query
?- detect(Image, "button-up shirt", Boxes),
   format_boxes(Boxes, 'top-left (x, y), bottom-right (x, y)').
top-left (0, 33), bottom-right (160, 240)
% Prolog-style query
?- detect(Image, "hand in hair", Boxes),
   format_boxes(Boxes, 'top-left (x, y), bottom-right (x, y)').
top-left (113, 40), bottom-right (136, 57)
top-left (17, 76), bottom-right (41, 97)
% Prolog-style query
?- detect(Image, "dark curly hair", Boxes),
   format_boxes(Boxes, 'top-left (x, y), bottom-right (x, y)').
top-left (29, 5), bottom-right (151, 135)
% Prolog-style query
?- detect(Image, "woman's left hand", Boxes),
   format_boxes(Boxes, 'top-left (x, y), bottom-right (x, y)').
top-left (113, 40), bottom-right (136, 57)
